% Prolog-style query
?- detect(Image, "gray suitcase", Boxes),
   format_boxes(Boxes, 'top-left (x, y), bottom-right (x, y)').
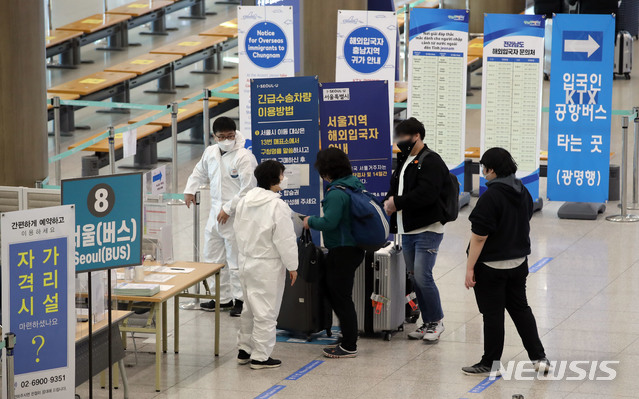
top-left (353, 240), bottom-right (405, 341)
top-left (614, 30), bottom-right (633, 80)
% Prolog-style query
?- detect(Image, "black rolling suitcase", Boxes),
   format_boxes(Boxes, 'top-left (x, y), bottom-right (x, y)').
top-left (276, 232), bottom-right (332, 339)
top-left (615, 30), bottom-right (633, 80)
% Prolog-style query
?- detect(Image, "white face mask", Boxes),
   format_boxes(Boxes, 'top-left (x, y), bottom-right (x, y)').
top-left (217, 139), bottom-right (235, 152)
top-left (279, 176), bottom-right (289, 191)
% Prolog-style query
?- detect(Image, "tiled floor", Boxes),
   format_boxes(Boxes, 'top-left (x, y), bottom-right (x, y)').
top-left (44, 1), bottom-right (639, 398)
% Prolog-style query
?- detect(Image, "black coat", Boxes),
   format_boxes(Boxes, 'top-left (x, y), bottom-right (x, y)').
top-left (386, 146), bottom-right (449, 233)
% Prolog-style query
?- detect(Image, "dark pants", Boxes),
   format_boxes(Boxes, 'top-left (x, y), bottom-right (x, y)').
top-left (473, 260), bottom-right (546, 367)
top-left (325, 246), bottom-right (365, 351)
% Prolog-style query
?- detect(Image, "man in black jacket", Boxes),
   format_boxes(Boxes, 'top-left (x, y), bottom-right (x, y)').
top-left (384, 117), bottom-right (449, 343)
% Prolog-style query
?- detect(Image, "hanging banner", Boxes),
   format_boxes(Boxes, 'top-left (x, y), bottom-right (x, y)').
top-left (336, 10), bottom-right (397, 138)
top-left (1, 205), bottom-right (75, 399)
top-left (61, 173), bottom-right (142, 272)
top-left (257, 0), bottom-right (301, 74)
top-left (239, 6), bottom-right (296, 148)
top-left (547, 14), bottom-right (615, 202)
top-left (251, 76), bottom-right (321, 229)
top-left (480, 14), bottom-right (545, 198)
top-left (319, 81), bottom-right (392, 200)
top-left (407, 8), bottom-right (469, 186)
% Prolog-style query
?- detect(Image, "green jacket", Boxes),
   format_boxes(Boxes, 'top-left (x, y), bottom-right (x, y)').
top-left (308, 175), bottom-right (364, 249)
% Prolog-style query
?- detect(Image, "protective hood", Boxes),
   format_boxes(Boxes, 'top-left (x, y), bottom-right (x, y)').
top-left (486, 174), bottom-right (525, 204)
top-left (242, 187), bottom-right (281, 207)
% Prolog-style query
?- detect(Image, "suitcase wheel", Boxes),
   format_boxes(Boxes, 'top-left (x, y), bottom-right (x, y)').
top-left (625, 73), bottom-right (631, 80)
top-left (544, 73), bottom-right (550, 81)
top-left (398, 325), bottom-right (404, 332)
top-left (326, 328), bottom-right (332, 338)
top-left (383, 332), bottom-right (392, 341)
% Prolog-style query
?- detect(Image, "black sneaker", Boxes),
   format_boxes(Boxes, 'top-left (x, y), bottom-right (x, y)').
top-left (462, 362), bottom-right (500, 377)
top-left (250, 358), bottom-right (282, 370)
top-left (237, 349), bottom-right (250, 365)
top-left (323, 345), bottom-right (357, 359)
top-left (200, 300), bottom-right (233, 312)
top-left (230, 300), bottom-right (243, 317)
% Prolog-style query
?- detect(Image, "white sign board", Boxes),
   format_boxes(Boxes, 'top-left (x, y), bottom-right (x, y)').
top-left (336, 10), bottom-right (397, 137)
top-left (1, 205), bottom-right (75, 399)
top-left (238, 6), bottom-right (296, 144)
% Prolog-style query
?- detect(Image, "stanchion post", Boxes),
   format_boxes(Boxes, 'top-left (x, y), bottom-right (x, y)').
top-left (108, 126), bottom-right (116, 175)
top-left (180, 191), bottom-right (202, 310)
top-left (5, 332), bottom-right (16, 399)
top-left (169, 102), bottom-right (184, 205)
top-left (403, 6), bottom-right (410, 82)
top-left (607, 116), bottom-right (639, 222)
top-left (203, 89), bottom-right (210, 147)
top-left (628, 107), bottom-right (639, 209)
top-left (53, 96), bottom-right (62, 185)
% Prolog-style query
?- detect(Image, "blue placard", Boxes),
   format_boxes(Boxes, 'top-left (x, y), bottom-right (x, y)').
top-left (319, 81), bottom-right (392, 201)
top-left (344, 26), bottom-right (390, 74)
top-left (251, 76), bottom-right (321, 239)
top-left (61, 173), bottom-right (142, 272)
top-left (547, 15), bottom-right (615, 202)
top-left (245, 21), bottom-right (288, 69)
top-left (10, 237), bottom-right (68, 374)
top-left (258, 0), bottom-right (300, 73)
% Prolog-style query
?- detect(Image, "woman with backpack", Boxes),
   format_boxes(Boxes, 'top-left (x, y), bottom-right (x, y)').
top-left (303, 148), bottom-right (366, 359)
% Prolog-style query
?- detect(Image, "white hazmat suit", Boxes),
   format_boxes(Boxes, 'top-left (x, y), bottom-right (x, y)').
top-left (234, 187), bottom-right (298, 361)
top-left (184, 131), bottom-right (257, 303)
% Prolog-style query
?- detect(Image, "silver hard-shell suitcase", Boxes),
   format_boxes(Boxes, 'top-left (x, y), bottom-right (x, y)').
top-left (614, 30), bottom-right (633, 80)
top-left (353, 240), bottom-right (406, 341)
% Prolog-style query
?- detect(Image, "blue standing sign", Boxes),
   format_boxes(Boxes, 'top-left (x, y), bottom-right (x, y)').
top-left (319, 81), bottom-right (392, 200)
top-left (251, 76), bottom-right (321, 228)
top-left (62, 173), bottom-right (142, 272)
top-left (547, 14), bottom-right (615, 202)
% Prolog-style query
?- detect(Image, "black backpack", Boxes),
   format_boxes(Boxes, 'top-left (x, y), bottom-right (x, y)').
top-left (416, 149), bottom-right (460, 223)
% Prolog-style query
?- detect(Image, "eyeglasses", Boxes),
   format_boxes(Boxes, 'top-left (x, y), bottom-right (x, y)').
top-left (214, 132), bottom-right (236, 140)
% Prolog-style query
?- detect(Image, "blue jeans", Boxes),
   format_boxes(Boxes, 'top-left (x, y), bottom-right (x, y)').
top-left (402, 231), bottom-right (444, 323)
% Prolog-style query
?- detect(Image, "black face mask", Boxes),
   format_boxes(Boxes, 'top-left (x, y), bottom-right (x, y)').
top-left (397, 138), bottom-right (416, 154)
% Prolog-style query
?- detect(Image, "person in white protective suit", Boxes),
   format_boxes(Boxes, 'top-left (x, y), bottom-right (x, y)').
top-left (234, 160), bottom-right (298, 369)
top-left (184, 116), bottom-right (257, 317)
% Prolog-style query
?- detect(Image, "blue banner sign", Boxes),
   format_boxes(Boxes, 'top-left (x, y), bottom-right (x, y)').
top-left (1, 205), bottom-right (76, 398)
top-left (251, 76), bottom-right (321, 228)
top-left (62, 173), bottom-right (142, 272)
top-left (319, 81), bottom-right (392, 200)
top-left (547, 14), bottom-right (615, 202)
top-left (480, 14), bottom-right (545, 198)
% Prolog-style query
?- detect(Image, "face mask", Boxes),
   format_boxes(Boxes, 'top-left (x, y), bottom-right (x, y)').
top-left (217, 139), bottom-right (235, 152)
top-left (397, 138), bottom-right (415, 153)
top-left (279, 176), bottom-right (289, 191)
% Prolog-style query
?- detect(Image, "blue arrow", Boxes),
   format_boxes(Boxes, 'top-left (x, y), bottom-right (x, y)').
top-left (152, 172), bottom-right (162, 182)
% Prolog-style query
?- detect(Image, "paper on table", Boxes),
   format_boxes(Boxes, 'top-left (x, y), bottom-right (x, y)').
top-left (153, 266), bottom-right (195, 274)
top-left (144, 273), bottom-right (175, 283)
top-left (143, 265), bottom-right (161, 272)
top-left (159, 285), bottom-right (174, 292)
top-left (123, 128), bottom-right (137, 158)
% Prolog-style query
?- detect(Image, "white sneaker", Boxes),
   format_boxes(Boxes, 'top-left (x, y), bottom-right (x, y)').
top-left (534, 358), bottom-right (551, 374)
top-left (407, 323), bottom-right (427, 340)
top-left (423, 321), bottom-right (444, 342)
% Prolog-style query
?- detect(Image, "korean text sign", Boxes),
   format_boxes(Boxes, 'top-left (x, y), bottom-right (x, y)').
top-left (62, 173), bottom-right (142, 272)
top-left (238, 6), bottom-right (295, 147)
top-left (251, 76), bottom-right (321, 225)
top-left (336, 10), bottom-right (397, 140)
top-left (1, 205), bottom-right (75, 399)
top-left (547, 14), bottom-right (615, 202)
top-left (480, 14), bottom-right (545, 198)
top-left (319, 81), bottom-right (391, 200)
top-left (408, 8), bottom-right (469, 184)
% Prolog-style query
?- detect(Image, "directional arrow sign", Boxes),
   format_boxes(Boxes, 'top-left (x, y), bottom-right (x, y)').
top-left (562, 31), bottom-right (603, 61)
top-left (564, 35), bottom-right (600, 57)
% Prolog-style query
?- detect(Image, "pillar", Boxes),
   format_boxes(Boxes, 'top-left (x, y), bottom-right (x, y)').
top-left (301, 0), bottom-right (368, 83)
top-left (0, 0), bottom-right (48, 187)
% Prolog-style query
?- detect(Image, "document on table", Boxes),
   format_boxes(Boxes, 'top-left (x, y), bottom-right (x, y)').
top-left (144, 273), bottom-right (175, 283)
top-left (151, 266), bottom-right (195, 274)
top-left (159, 285), bottom-right (174, 292)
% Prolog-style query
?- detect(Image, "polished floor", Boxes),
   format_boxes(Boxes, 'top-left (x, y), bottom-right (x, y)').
top-left (44, 1), bottom-right (639, 398)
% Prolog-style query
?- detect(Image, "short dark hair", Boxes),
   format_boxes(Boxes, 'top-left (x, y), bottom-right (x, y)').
top-left (314, 147), bottom-right (352, 181)
top-left (255, 160), bottom-right (285, 190)
top-left (212, 116), bottom-right (236, 134)
top-left (395, 117), bottom-right (425, 140)
top-left (480, 147), bottom-right (518, 177)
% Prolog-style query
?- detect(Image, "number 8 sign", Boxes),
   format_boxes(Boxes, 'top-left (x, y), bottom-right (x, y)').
top-left (62, 173), bottom-right (142, 272)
